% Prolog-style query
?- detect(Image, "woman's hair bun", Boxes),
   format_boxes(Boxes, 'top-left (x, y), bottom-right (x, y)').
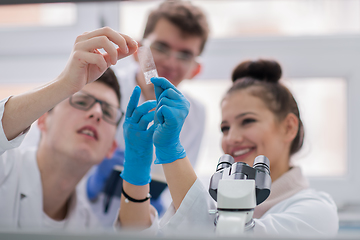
top-left (231, 59), bottom-right (282, 83)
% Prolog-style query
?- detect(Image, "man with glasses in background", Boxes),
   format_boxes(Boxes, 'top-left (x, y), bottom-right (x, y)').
top-left (0, 27), bottom-right (137, 229)
top-left (86, 0), bottom-right (210, 226)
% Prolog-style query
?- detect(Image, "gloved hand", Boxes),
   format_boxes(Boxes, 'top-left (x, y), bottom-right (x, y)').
top-left (120, 86), bottom-right (157, 186)
top-left (151, 77), bottom-right (190, 164)
top-left (86, 148), bottom-right (124, 200)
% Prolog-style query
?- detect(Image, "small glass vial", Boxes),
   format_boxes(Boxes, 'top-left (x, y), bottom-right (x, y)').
top-left (137, 46), bottom-right (159, 84)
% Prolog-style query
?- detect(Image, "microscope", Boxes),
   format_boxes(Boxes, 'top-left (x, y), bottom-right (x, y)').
top-left (209, 154), bottom-right (271, 235)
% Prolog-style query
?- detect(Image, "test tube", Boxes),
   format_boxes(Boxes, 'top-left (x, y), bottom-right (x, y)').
top-left (137, 46), bottom-right (158, 84)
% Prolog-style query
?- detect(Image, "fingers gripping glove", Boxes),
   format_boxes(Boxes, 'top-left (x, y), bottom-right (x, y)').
top-left (151, 77), bottom-right (190, 164)
top-left (120, 86), bottom-right (157, 185)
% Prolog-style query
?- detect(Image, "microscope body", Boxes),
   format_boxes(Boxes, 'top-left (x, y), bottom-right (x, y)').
top-left (209, 154), bottom-right (271, 236)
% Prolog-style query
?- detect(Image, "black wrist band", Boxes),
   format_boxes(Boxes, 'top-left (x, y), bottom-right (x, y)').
top-left (121, 188), bottom-right (151, 203)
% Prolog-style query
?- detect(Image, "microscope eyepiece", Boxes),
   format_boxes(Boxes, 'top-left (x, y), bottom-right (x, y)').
top-left (215, 154), bottom-right (234, 172)
top-left (253, 155), bottom-right (270, 175)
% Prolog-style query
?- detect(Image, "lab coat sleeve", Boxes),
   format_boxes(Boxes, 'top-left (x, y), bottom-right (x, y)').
top-left (253, 189), bottom-right (339, 236)
top-left (0, 97), bottom-right (29, 184)
top-left (0, 97), bottom-right (28, 154)
top-left (158, 178), bottom-right (216, 236)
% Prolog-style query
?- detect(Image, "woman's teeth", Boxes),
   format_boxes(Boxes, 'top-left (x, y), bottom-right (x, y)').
top-left (234, 148), bottom-right (251, 156)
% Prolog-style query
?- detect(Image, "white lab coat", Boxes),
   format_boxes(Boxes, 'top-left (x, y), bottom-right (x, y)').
top-left (0, 97), bottom-right (101, 230)
top-left (149, 173), bottom-right (339, 237)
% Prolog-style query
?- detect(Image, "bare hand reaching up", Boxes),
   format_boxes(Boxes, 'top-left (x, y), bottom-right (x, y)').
top-left (2, 27), bottom-right (137, 141)
top-left (59, 27), bottom-right (138, 93)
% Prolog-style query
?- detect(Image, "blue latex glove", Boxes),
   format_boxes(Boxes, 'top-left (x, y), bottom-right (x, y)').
top-left (120, 86), bottom-right (157, 186)
top-left (86, 148), bottom-right (124, 200)
top-left (151, 77), bottom-right (190, 164)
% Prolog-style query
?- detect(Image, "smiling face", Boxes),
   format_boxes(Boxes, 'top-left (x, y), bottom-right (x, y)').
top-left (220, 89), bottom-right (291, 181)
top-left (38, 81), bottom-right (118, 166)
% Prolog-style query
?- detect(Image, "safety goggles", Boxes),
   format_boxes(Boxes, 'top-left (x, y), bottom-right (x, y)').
top-left (148, 41), bottom-right (198, 67)
top-left (69, 91), bottom-right (124, 125)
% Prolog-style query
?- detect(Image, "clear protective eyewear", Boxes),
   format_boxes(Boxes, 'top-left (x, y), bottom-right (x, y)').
top-left (148, 41), bottom-right (198, 66)
top-left (69, 91), bottom-right (124, 125)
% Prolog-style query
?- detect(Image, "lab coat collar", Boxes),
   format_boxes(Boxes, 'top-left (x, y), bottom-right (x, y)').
top-left (253, 166), bottom-right (309, 218)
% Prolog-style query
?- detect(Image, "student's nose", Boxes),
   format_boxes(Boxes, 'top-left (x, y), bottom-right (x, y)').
top-left (163, 52), bottom-right (179, 68)
top-left (87, 102), bottom-right (103, 123)
top-left (226, 127), bottom-right (244, 144)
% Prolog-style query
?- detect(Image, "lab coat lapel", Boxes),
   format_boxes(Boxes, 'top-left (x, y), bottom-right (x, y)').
top-left (253, 166), bottom-right (309, 218)
top-left (18, 148), bottom-right (43, 228)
